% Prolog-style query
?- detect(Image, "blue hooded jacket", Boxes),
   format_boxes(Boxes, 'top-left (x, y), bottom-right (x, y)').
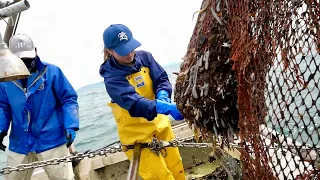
top-left (99, 50), bottom-right (172, 121)
top-left (0, 56), bottom-right (79, 154)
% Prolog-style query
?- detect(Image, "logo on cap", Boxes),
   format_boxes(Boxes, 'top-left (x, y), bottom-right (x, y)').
top-left (16, 42), bottom-right (27, 49)
top-left (118, 31), bottom-right (128, 41)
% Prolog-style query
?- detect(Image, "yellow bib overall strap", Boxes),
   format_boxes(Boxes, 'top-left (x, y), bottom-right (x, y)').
top-left (108, 67), bottom-right (185, 180)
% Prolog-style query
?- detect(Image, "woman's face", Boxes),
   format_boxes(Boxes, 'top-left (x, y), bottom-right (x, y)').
top-left (110, 50), bottom-right (135, 66)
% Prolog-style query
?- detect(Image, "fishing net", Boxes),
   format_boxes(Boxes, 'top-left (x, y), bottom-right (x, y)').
top-left (174, 0), bottom-right (320, 179)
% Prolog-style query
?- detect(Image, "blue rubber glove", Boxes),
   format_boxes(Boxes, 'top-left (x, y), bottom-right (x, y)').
top-left (156, 100), bottom-right (184, 121)
top-left (156, 90), bottom-right (171, 103)
top-left (65, 129), bottom-right (76, 148)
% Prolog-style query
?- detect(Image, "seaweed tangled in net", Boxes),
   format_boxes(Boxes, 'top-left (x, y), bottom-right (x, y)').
top-left (174, 0), bottom-right (239, 146)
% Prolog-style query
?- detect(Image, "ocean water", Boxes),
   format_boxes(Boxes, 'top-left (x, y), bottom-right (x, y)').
top-left (0, 61), bottom-right (182, 173)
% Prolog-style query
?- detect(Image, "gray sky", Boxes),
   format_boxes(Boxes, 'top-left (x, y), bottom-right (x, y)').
top-left (0, 0), bottom-right (202, 89)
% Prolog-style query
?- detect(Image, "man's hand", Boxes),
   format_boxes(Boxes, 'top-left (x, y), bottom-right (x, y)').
top-left (156, 90), bottom-right (171, 103)
top-left (65, 129), bottom-right (76, 148)
top-left (0, 130), bottom-right (7, 151)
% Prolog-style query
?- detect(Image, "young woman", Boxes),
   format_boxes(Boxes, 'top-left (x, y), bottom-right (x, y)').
top-left (99, 24), bottom-right (185, 180)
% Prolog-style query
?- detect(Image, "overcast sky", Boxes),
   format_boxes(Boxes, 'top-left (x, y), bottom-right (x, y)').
top-left (0, 0), bottom-right (202, 89)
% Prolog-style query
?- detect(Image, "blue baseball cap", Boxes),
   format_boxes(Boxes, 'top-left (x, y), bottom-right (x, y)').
top-left (103, 24), bottom-right (141, 56)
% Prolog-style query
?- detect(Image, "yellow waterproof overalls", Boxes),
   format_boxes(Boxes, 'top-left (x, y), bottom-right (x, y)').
top-left (108, 67), bottom-right (185, 180)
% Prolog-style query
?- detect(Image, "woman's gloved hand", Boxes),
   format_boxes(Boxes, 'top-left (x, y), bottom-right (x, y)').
top-left (156, 90), bottom-right (171, 103)
top-left (65, 129), bottom-right (76, 148)
top-left (155, 100), bottom-right (184, 120)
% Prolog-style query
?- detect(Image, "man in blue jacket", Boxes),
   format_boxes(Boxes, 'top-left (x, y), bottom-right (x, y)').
top-left (100, 24), bottom-right (186, 180)
top-left (0, 33), bottom-right (79, 180)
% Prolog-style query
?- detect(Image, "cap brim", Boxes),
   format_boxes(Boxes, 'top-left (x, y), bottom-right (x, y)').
top-left (14, 49), bottom-right (36, 59)
top-left (114, 38), bottom-right (141, 56)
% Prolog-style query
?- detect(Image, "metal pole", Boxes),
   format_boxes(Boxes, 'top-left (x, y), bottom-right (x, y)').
top-left (0, 0), bottom-right (29, 20)
top-left (126, 143), bottom-right (141, 180)
top-left (2, 0), bottom-right (27, 44)
top-left (3, 14), bottom-right (18, 44)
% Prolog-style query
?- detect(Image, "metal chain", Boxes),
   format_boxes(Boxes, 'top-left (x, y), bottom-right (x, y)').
top-left (170, 136), bottom-right (213, 149)
top-left (1, 134), bottom-right (317, 175)
top-left (0, 147), bottom-right (122, 175)
top-left (172, 136), bottom-right (319, 151)
top-left (0, 136), bottom-right (197, 175)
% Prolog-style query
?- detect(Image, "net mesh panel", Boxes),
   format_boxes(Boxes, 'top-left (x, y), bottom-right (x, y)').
top-left (230, 0), bottom-right (320, 179)
top-left (175, 0), bottom-right (320, 179)
top-left (261, 1), bottom-right (320, 179)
